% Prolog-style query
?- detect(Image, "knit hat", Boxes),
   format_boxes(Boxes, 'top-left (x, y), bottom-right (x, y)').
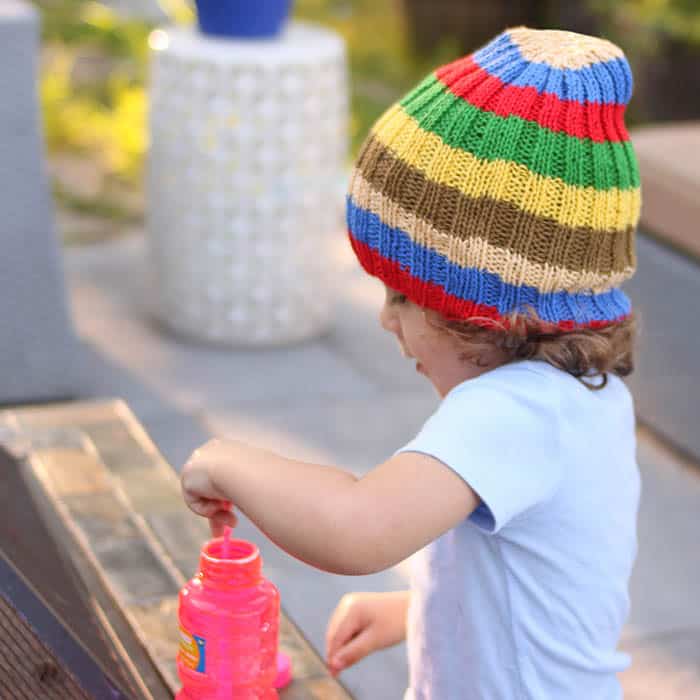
top-left (346, 27), bottom-right (640, 330)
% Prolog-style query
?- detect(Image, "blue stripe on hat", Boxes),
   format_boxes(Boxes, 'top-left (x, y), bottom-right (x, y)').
top-left (347, 196), bottom-right (631, 325)
top-left (472, 31), bottom-right (633, 105)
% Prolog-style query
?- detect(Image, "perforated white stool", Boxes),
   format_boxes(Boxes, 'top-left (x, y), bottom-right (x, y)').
top-left (147, 22), bottom-right (348, 346)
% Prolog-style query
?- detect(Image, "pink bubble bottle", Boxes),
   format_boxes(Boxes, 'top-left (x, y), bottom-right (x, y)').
top-left (176, 528), bottom-right (283, 699)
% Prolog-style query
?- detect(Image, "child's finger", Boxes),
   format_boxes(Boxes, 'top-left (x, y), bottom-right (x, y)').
top-left (210, 509), bottom-right (238, 537)
top-left (185, 496), bottom-right (230, 519)
top-left (325, 604), bottom-right (362, 661)
top-left (329, 627), bottom-right (375, 674)
top-left (186, 498), bottom-right (218, 518)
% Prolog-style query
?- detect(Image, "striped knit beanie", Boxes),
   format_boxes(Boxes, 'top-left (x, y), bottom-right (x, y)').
top-left (346, 27), bottom-right (640, 330)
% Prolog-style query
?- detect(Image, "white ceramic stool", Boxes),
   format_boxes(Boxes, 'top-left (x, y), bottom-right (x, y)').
top-left (147, 22), bottom-right (347, 346)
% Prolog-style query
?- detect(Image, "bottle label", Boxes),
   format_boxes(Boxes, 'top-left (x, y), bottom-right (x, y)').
top-left (179, 625), bottom-right (206, 673)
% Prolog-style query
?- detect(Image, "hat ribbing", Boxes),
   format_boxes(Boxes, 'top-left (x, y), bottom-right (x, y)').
top-left (346, 27), bottom-right (641, 329)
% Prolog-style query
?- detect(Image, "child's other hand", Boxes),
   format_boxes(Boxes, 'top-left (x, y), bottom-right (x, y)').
top-left (181, 439), bottom-right (235, 521)
top-left (325, 591), bottom-right (410, 676)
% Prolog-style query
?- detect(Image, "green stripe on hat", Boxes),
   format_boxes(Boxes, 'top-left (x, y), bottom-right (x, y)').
top-left (400, 74), bottom-right (640, 191)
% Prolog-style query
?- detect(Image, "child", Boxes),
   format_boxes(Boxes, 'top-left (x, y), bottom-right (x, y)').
top-left (181, 26), bottom-right (641, 699)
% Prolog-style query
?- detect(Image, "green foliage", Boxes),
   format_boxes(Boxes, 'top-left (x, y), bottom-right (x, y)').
top-left (39, 0), bottom-right (700, 197)
top-left (590, 0), bottom-right (700, 48)
top-left (294, 0), bottom-right (457, 153)
top-left (40, 0), bottom-right (153, 61)
top-left (38, 1), bottom-right (153, 184)
top-left (42, 48), bottom-right (147, 181)
top-left (38, 0), bottom-right (457, 192)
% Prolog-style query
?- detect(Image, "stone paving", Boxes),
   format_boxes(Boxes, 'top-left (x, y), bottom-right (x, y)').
top-left (63, 232), bottom-right (700, 699)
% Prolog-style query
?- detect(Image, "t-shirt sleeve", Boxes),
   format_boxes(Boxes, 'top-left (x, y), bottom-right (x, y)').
top-left (397, 379), bottom-right (562, 533)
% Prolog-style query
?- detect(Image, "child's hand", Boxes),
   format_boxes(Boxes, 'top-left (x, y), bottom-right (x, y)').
top-left (325, 591), bottom-right (410, 676)
top-left (181, 439), bottom-right (238, 532)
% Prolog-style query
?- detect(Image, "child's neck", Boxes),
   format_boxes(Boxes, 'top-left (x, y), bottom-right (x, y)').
top-left (433, 354), bottom-right (510, 398)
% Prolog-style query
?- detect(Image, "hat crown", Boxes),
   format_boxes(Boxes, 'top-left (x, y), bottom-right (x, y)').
top-left (506, 27), bottom-right (625, 70)
top-left (464, 26), bottom-right (633, 107)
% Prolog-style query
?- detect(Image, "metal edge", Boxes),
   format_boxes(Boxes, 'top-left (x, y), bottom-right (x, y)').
top-left (0, 548), bottom-right (134, 700)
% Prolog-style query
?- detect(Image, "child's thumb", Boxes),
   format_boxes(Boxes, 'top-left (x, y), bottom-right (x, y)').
top-left (329, 627), bottom-right (375, 674)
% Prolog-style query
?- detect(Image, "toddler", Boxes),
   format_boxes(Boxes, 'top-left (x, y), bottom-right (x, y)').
top-left (181, 26), bottom-right (641, 699)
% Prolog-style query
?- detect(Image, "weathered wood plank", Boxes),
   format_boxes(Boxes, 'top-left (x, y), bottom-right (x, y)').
top-left (6, 400), bottom-right (354, 699)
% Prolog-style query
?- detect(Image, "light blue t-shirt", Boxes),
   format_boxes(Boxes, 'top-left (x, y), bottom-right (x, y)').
top-left (399, 360), bottom-right (640, 700)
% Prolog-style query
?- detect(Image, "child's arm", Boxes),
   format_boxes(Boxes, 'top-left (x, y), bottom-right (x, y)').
top-left (181, 439), bottom-right (478, 575)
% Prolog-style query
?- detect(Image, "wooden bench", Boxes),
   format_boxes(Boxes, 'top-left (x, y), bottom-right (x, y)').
top-left (0, 399), bottom-right (353, 699)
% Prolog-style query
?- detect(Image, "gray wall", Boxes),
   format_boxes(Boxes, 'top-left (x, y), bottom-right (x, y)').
top-left (624, 233), bottom-right (700, 461)
top-left (0, 1), bottom-right (82, 404)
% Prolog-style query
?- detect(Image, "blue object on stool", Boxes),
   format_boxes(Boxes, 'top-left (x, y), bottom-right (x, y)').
top-left (195, 0), bottom-right (292, 39)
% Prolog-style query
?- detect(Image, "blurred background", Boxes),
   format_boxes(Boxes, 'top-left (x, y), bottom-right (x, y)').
top-left (2, 1), bottom-right (698, 698)
top-left (38, 0), bottom-right (700, 245)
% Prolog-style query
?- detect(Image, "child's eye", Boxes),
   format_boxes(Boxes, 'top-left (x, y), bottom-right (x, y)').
top-left (391, 293), bottom-right (408, 305)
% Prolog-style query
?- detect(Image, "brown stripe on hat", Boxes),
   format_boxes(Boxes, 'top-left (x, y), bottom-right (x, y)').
top-left (348, 170), bottom-right (636, 293)
top-left (352, 135), bottom-right (636, 277)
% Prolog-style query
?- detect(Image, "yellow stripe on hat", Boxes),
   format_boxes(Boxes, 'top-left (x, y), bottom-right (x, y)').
top-left (371, 104), bottom-right (641, 234)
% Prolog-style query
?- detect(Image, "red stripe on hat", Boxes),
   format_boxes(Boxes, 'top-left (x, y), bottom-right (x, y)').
top-left (349, 233), bottom-right (628, 331)
top-left (435, 56), bottom-right (629, 144)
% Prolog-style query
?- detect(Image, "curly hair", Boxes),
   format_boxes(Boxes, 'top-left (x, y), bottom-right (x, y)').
top-left (428, 311), bottom-right (638, 391)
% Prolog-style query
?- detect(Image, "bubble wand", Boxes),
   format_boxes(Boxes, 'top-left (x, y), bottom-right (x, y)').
top-left (222, 524), bottom-right (232, 559)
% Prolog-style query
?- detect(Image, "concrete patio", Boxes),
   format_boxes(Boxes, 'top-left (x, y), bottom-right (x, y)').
top-left (63, 230), bottom-right (700, 699)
